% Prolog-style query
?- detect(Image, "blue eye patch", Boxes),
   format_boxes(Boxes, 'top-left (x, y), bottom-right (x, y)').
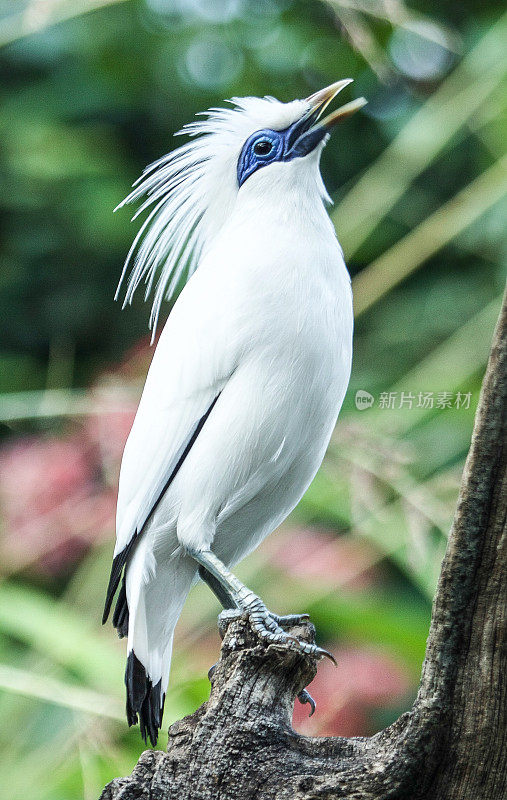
top-left (236, 109), bottom-right (327, 188)
top-left (236, 130), bottom-right (284, 187)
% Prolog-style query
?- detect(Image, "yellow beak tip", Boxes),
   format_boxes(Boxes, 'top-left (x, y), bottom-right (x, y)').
top-left (320, 97), bottom-right (368, 128)
top-left (304, 79), bottom-right (365, 127)
top-left (305, 78), bottom-right (354, 107)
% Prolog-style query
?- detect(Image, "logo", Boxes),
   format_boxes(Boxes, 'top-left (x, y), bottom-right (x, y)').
top-left (355, 390), bottom-right (374, 410)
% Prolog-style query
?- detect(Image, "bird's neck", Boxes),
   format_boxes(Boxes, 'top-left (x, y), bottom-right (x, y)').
top-left (227, 182), bottom-right (334, 243)
top-left (200, 177), bottom-right (346, 298)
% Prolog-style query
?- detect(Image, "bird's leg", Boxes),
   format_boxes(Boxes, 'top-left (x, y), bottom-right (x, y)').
top-left (188, 548), bottom-right (335, 663)
top-left (199, 567), bottom-right (237, 685)
top-left (198, 565), bottom-right (237, 609)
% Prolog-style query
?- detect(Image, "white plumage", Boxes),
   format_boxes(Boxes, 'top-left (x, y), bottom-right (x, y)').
top-left (103, 83), bottom-right (365, 745)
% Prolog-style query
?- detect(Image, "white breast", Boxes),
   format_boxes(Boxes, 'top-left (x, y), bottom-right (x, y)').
top-left (149, 193), bottom-right (353, 558)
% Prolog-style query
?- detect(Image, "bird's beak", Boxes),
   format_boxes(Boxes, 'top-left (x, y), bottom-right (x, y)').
top-left (286, 79), bottom-right (366, 159)
top-left (306, 79), bottom-right (367, 130)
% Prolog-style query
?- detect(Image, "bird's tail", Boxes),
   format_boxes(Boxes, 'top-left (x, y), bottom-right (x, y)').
top-left (124, 540), bottom-right (197, 746)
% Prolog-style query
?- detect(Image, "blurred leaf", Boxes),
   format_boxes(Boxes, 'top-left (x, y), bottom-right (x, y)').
top-left (352, 155), bottom-right (507, 316)
top-left (334, 11), bottom-right (507, 255)
top-left (0, 0), bottom-right (130, 49)
top-left (0, 662), bottom-right (124, 719)
top-left (0, 582), bottom-right (123, 692)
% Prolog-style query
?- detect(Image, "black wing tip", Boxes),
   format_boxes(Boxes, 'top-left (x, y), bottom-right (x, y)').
top-left (102, 536), bottom-right (138, 626)
top-left (102, 551), bottom-right (125, 624)
top-left (125, 650), bottom-right (165, 748)
top-left (103, 396), bottom-right (220, 625)
top-left (112, 577), bottom-right (129, 638)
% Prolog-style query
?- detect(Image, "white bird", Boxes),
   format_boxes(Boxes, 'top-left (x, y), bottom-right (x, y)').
top-left (103, 80), bottom-right (366, 746)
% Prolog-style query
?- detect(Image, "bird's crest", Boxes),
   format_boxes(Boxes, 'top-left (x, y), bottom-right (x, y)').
top-left (115, 95), bottom-right (309, 336)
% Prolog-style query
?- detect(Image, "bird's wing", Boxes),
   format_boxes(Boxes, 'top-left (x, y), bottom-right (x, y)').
top-left (103, 270), bottom-right (237, 624)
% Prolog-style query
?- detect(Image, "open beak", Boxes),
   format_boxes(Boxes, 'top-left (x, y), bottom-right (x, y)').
top-left (286, 79), bottom-right (366, 159)
top-left (306, 79), bottom-right (367, 130)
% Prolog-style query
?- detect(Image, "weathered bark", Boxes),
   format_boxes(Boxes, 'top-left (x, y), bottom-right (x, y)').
top-left (101, 294), bottom-right (506, 800)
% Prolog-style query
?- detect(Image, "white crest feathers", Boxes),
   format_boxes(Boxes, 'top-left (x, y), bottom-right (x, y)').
top-left (114, 95), bottom-right (309, 336)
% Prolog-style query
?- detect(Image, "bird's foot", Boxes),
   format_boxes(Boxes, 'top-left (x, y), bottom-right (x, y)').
top-left (194, 550), bottom-right (334, 662)
top-left (222, 596), bottom-right (336, 664)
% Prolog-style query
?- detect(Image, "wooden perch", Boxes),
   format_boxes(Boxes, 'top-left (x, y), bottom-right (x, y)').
top-left (100, 294), bottom-right (506, 800)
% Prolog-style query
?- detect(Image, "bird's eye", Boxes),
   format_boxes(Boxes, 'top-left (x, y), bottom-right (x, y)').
top-left (253, 139), bottom-right (273, 157)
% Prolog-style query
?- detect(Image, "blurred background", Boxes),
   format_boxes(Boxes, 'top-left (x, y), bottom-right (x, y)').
top-left (0, 0), bottom-right (505, 797)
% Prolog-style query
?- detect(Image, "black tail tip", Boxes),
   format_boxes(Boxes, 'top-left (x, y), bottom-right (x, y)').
top-left (125, 651), bottom-right (165, 748)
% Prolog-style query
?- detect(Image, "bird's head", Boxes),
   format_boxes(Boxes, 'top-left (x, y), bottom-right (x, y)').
top-left (116, 81), bottom-right (366, 332)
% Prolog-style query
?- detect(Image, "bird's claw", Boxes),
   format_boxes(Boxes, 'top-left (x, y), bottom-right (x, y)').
top-left (270, 613), bottom-right (311, 626)
top-left (316, 647), bottom-right (338, 666)
top-left (297, 688), bottom-right (316, 716)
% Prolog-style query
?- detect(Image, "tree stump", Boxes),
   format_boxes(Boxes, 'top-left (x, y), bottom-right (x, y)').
top-left (100, 295), bottom-right (506, 800)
